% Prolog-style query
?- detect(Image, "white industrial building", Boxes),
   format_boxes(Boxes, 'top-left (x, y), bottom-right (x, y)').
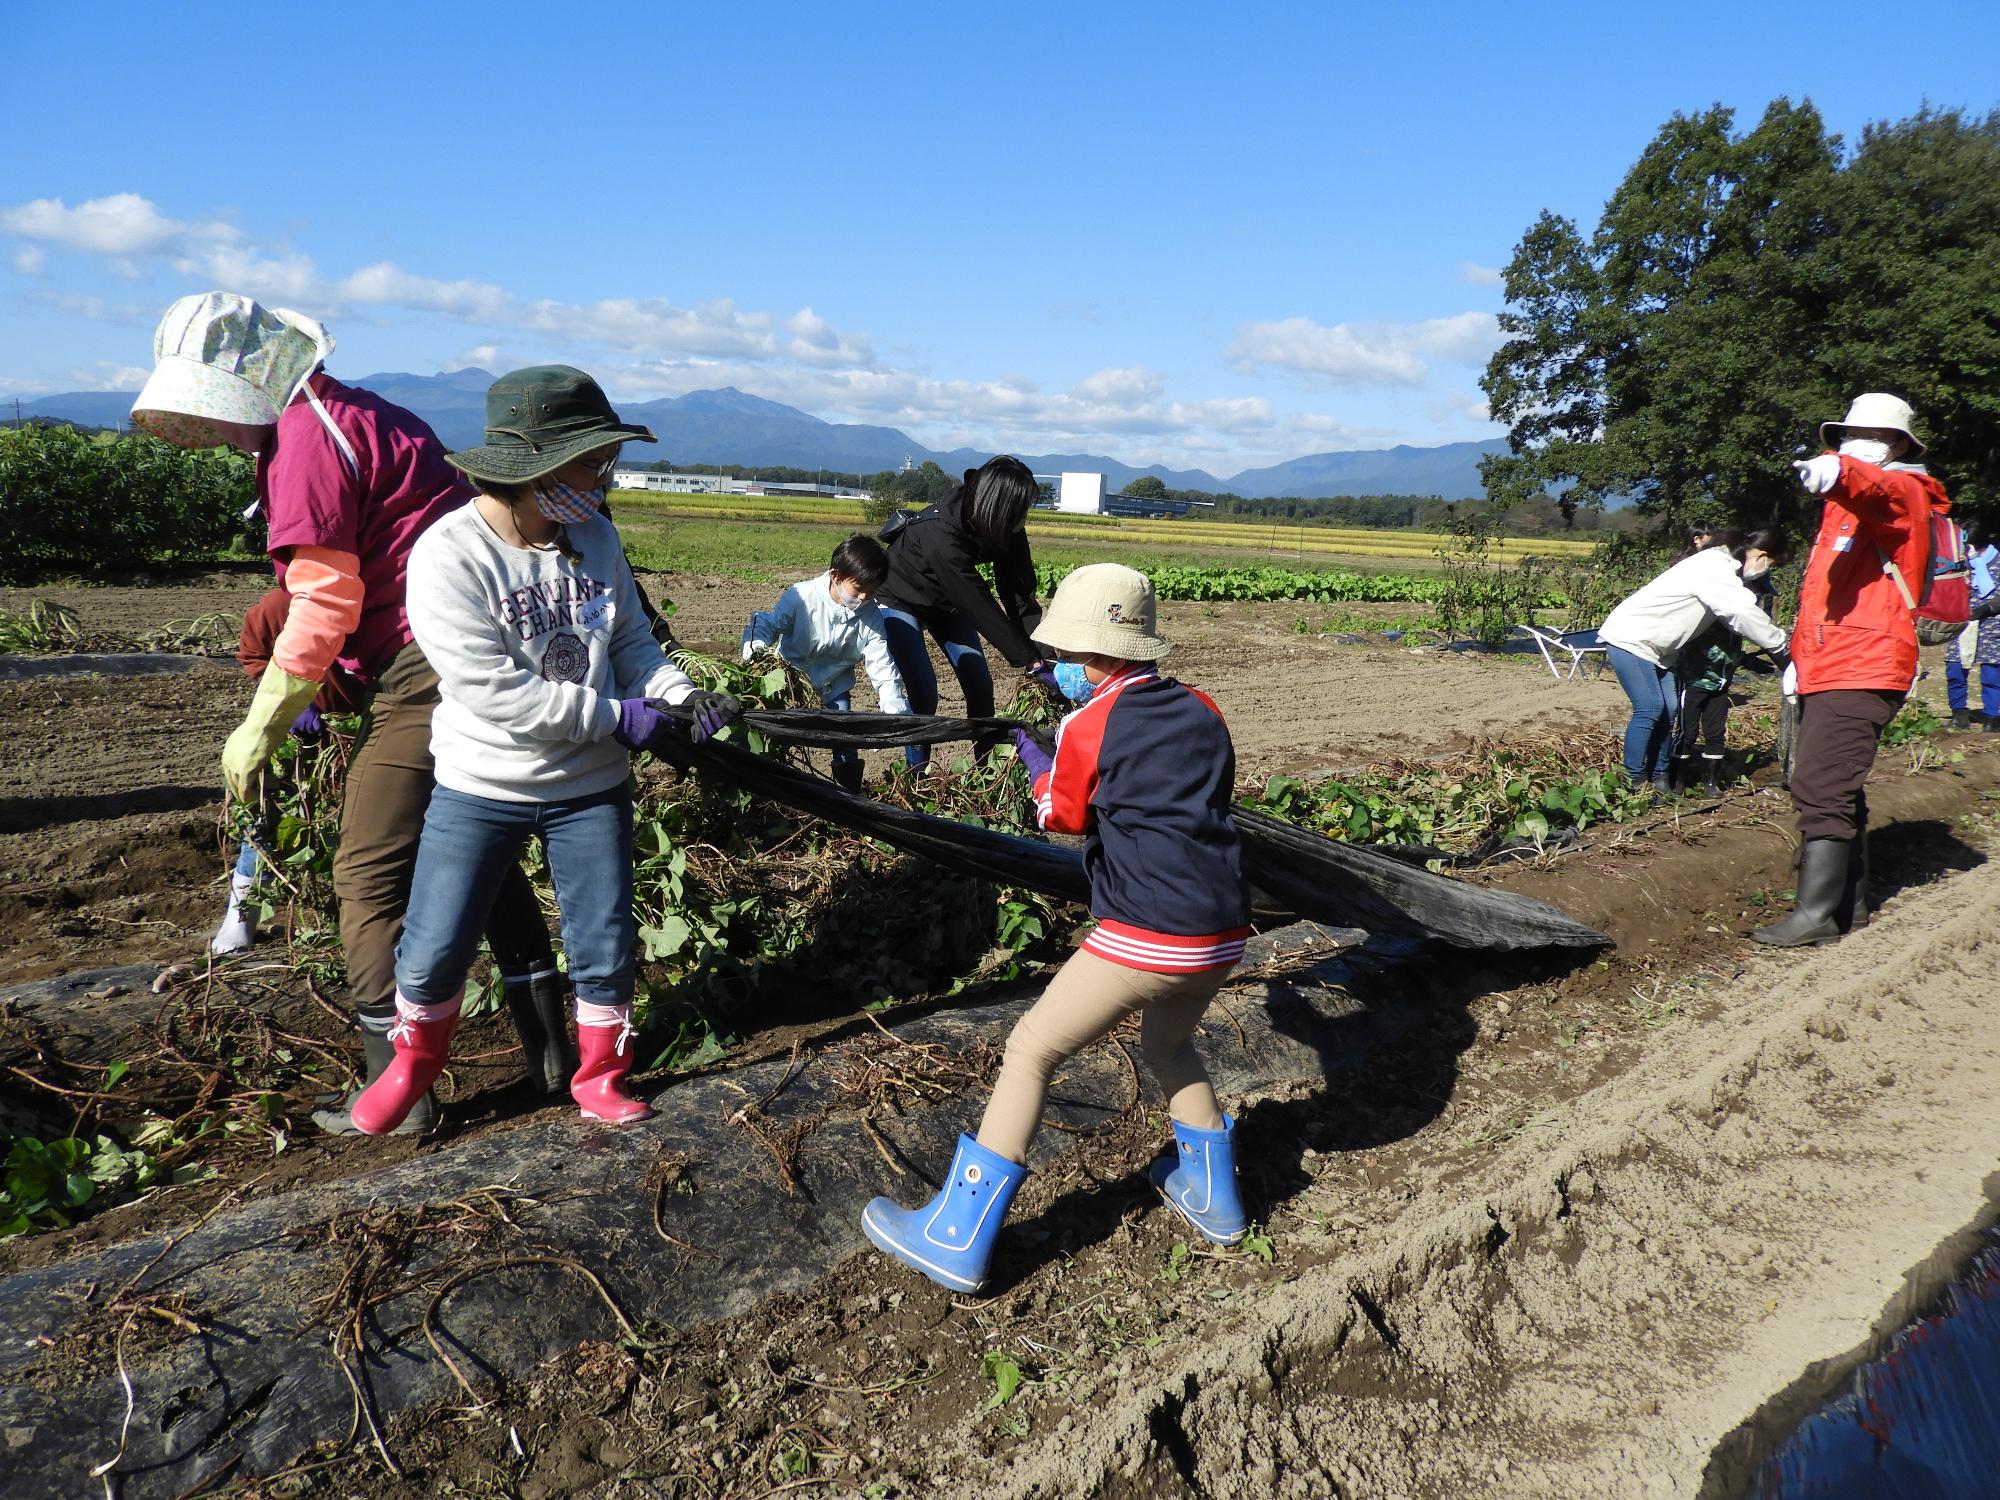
top-left (613, 470), bottom-right (867, 499)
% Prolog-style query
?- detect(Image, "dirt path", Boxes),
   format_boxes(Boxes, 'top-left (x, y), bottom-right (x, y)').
top-left (4, 572), bottom-right (1997, 1500)
top-left (991, 829), bottom-right (2000, 1499)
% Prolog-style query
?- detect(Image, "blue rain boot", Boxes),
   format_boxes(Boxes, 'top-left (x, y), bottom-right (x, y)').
top-left (862, 1133), bottom-right (1028, 1293)
top-left (1148, 1114), bottom-right (1248, 1246)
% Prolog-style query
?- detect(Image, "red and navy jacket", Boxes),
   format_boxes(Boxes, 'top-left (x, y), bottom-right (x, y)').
top-left (1028, 666), bottom-right (1250, 973)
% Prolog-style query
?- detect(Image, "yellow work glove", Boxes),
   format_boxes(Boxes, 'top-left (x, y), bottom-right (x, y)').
top-left (221, 666), bottom-right (321, 802)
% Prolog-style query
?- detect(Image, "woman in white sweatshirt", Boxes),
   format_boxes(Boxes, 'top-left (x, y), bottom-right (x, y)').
top-left (348, 366), bottom-right (742, 1135)
top-left (1597, 529), bottom-right (1787, 796)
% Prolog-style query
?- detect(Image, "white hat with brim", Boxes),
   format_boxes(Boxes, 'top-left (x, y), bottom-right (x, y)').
top-left (1820, 391), bottom-right (1925, 460)
top-left (130, 292), bottom-right (333, 446)
top-left (1032, 563), bottom-right (1171, 662)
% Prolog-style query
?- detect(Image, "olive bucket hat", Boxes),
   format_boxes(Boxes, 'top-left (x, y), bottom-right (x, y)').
top-left (446, 365), bottom-right (655, 485)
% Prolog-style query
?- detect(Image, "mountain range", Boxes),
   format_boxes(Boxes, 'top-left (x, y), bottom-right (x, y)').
top-left (4, 370), bottom-right (1507, 500)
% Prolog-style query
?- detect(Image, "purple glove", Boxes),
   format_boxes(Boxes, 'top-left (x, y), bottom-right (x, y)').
top-left (1011, 727), bottom-right (1054, 782)
top-left (1026, 664), bottom-right (1060, 695)
top-left (288, 705), bottom-right (324, 738)
top-left (613, 698), bottom-right (670, 750)
top-left (682, 690), bottom-right (743, 744)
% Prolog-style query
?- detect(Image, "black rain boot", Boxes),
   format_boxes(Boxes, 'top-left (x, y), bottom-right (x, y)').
top-left (1839, 816), bottom-right (1871, 932)
top-left (1752, 839), bottom-right (1852, 947)
top-left (1950, 707), bottom-right (1972, 731)
top-left (1667, 754), bottom-right (1693, 793)
top-left (506, 968), bottom-right (579, 1094)
top-left (831, 759), bottom-right (865, 795)
top-left (311, 1029), bottom-right (438, 1134)
top-left (1700, 754), bottom-right (1725, 798)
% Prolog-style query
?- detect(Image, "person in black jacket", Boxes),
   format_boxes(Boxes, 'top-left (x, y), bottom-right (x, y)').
top-left (876, 455), bottom-right (1049, 768)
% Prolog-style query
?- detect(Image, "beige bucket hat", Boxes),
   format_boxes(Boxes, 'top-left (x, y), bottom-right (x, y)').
top-left (1033, 563), bottom-right (1170, 662)
top-left (130, 292), bottom-right (333, 447)
top-left (1820, 391), bottom-right (1925, 460)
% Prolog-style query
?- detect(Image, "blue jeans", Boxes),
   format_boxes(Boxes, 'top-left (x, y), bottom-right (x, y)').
top-left (880, 607), bottom-right (995, 768)
top-left (1944, 655), bottom-right (2000, 716)
top-left (233, 840), bottom-right (261, 883)
top-left (823, 688), bottom-right (858, 770)
top-left (396, 784), bottom-right (635, 1006)
top-left (1606, 645), bottom-right (1679, 781)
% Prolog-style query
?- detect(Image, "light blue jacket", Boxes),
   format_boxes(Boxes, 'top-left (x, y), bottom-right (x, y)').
top-left (742, 570), bottom-right (911, 713)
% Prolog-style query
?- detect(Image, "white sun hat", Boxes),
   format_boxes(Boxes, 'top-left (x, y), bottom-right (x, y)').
top-left (1820, 391), bottom-right (1925, 460)
top-left (130, 292), bottom-right (333, 447)
top-left (1032, 563), bottom-right (1171, 662)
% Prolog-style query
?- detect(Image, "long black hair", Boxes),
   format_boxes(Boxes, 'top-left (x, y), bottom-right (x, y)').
top-left (961, 455), bottom-right (1038, 550)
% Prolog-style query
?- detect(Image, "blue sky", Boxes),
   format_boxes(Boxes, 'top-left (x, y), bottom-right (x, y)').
top-left (2, 0), bottom-right (1995, 477)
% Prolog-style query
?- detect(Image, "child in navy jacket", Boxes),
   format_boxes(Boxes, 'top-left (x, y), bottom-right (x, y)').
top-left (862, 564), bottom-right (1251, 1293)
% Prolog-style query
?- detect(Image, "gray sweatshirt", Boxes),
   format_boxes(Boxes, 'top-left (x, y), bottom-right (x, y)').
top-left (406, 503), bottom-right (697, 803)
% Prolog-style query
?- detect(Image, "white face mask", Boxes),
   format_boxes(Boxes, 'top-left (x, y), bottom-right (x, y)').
top-left (1838, 438), bottom-right (1894, 465)
top-left (1741, 564), bottom-right (1770, 581)
top-left (829, 582), bottom-right (865, 612)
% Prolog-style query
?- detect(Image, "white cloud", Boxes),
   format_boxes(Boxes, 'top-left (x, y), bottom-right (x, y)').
top-left (1458, 260), bottom-right (1505, 288)
top-left (0, 193), bottom-right (240, 256)
top-left (33, 290), bottom-right (149, 323)
top-left (11, 245), bottom-right (45, 276)
top-left (443, 344), bottom-right (501, 372)
top-left (1225, 311), bottom-right (1503, 388)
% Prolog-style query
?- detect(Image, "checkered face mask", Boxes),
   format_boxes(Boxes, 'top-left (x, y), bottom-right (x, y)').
top-left (532, 482), bottom-right (605, 525)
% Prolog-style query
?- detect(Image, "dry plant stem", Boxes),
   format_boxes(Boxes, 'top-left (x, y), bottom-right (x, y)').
top-left (422, 1254), bottom-right (640, 1410)
top-left (651, 1176), bottom-right (718, 1260)
top-left (332, 1342), bottom-right (402, 1476)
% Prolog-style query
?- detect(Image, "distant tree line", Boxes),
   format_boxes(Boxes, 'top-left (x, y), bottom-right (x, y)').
top-left (1484, 103), bottom-right (2000, 533)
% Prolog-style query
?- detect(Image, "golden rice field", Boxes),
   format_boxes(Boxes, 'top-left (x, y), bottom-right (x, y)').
top-left (607, 489), bottom-right (1594, 564)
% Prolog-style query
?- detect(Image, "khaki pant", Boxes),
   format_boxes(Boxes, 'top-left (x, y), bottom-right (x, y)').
top-left (333, 644), bottom-right (443, 1023)
top-left (976, 947), bottom-right (1229, 1165)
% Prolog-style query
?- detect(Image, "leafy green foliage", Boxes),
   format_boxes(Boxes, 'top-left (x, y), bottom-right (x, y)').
top-left (1, 1129), bottom-right (159, 1238)
top-left (1032, 560), bottom-right (1450, 605)
top-left (1881, 701), bottom-right (1942, 747)
top-left (0, 424), bottom-right (257, 580)
top-left (981, 1350), bottom-right (1026, 1409)
top-left (0, 598), bottom-right (82, 652)
top-left (1247, 736), bottom-right (1653, 854)
top-left (1484, 103), bottom-right (2000, 527)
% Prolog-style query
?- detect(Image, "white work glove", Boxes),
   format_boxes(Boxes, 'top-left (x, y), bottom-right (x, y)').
top-left (1782, 662), bottom-right (1799, 698)
top-left (1793, 454), bottom-right (1842, 495)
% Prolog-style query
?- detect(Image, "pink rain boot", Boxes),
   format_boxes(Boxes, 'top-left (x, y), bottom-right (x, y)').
top-left (350, 992), bottom-right (461, 1136)
top-left (572, 1002), bottom-right (654, 1124)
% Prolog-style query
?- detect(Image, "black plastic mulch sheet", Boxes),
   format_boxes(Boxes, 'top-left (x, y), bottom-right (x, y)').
top-left (0, 963), bottom-right (1371, 1500)
top-left (652, 710), bottom-right (1609, 951)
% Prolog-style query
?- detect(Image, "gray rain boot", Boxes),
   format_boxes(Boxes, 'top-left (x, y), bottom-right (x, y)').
top-left (311, 1028), bottom-right (438, 1135)
top-left (1752, 839), bottom-right (1851, 948)
top-left (505, 967), bottom-right (579, 1094)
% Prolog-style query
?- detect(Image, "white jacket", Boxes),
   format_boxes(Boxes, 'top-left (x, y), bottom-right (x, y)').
top-left (1598, 548), bottom-right (1787, 668)
top-left (742, 570), bottom-right (911, 713)
top-left (408, 505), bottom-right (696, 803)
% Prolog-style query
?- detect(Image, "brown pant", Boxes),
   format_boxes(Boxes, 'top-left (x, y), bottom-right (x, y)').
top-left (976, 947), bottom-right (1229, 1165)
top-left (1790, 689), bottom-right (1903, 840)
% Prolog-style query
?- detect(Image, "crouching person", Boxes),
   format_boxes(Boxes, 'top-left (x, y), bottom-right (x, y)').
top-left (861, 565), bottom-right (1251, 1291)
top-left (742, 534), bottom-right (910, 792)
top-left (349, 367), bottom-right (742, 1134)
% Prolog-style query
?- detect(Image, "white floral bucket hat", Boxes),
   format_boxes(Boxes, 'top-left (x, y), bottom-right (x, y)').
top-left (130, 292), bottom-right (333, 447)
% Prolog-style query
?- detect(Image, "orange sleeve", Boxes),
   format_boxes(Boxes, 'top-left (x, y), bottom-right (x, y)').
top-left (271, 546), bottom-right (364, 681)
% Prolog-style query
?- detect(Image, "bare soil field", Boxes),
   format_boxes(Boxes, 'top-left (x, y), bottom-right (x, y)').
top-left (2, 568), bottom-right (1994, 1499)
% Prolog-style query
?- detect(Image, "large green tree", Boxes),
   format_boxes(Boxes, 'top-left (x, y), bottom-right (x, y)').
top-left (1482, 103), bottom-right (2000, 534)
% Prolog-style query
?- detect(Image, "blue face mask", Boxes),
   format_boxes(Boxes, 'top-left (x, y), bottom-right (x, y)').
top-left (1052, 661), bottom-right (1096, 703)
